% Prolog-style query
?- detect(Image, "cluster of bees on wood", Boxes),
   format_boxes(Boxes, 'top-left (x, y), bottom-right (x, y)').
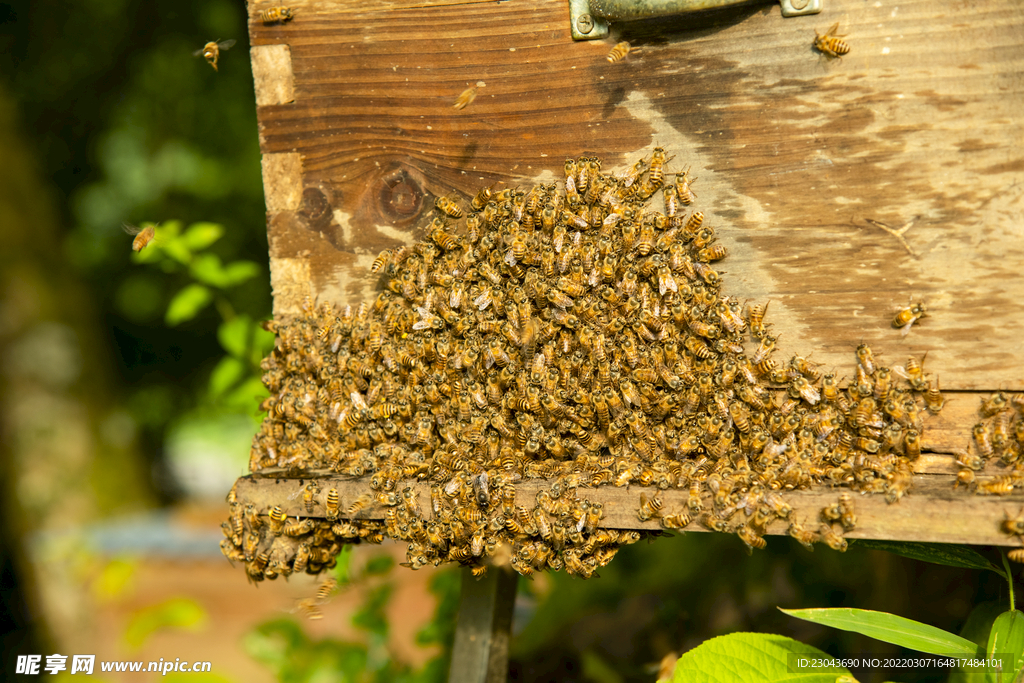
top-left (970, 392), bottom-right (1024, 496)
top-left (222, 148), bottom-right (949, 584)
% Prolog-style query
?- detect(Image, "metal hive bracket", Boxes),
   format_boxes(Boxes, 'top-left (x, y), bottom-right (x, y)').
top-left (569, 0), bottom-right (822, 40)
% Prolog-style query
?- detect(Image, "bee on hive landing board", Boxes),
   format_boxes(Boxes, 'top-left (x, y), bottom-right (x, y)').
top-left (606, 41), bottom-right (632, 63)
top-left (892, 301), bottom-right (927, 336)
top-left (194, 39), bottom-right (237, 71)
top-left (260, 7), bottom-right (295, 24)
top-left (813, 23), bottom-right (850, 59)
top-left (453, 87), bottom-right (477, 110)
top-left (123, 224), bottom-right (156, 252)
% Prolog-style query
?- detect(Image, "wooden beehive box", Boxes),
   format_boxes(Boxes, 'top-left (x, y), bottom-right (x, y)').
top-left (242, 0), bottom-right (1024, 548)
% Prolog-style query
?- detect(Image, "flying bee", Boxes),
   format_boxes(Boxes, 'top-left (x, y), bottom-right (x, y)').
top-left (194, 39), bottom-right (236, 71)
top-left (606, 41), bottom-right (632, 63)
top-left (453, 87), bottom-right (477, 110)
top-left (892, 301), bottom-right (927, 336)
top-left (814, 22), bottom-right (850, 59)
top-left (124, 223), bottom-right (156, 252)
top-left (260, 6), bottom-right (295, 23)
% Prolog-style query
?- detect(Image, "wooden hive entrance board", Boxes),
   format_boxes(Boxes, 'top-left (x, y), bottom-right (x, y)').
top-left (242, 1), bottom-right (1024, 680)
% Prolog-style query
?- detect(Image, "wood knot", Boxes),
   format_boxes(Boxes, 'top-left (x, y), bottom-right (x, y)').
top-left (300, 186), bottom-right (334, 230)
top-left (379, 169), bottom-right (424, 222)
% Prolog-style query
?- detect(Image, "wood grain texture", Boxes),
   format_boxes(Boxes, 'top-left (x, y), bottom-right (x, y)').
top-left (249, 0), bottom-right (1024, 391)
top-left (234, 470), bottom-right (1024, 547)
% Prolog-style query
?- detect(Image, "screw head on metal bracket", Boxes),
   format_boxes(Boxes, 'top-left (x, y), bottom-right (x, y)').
top-left (780, 0), bottom-right (822, 17)
top-left (576, 13), bottom-right (595, 34)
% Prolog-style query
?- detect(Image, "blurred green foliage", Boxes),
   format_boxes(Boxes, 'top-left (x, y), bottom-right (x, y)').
top-left (245, 549), bottom-right (460, 683)
top-left (128, 219), bottom-right (273, 418)
top-left (1, 0), bottom-right (270, 501)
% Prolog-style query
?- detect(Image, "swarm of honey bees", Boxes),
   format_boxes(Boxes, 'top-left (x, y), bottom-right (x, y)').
top-left (222, 149), bottom-right (951, 584)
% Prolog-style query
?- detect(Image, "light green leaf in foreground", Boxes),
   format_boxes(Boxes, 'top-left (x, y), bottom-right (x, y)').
top-left (665, 632), bottom-right (850, 683)
top-left (125, 597), bottom-right (207, 650)
top-left (165, 283), bottom-right (212, 325)
top-left (781, 608), bottom-right (982, 658)
top-left (987, 610), bottom-right (1024, 682)
top-left (180, 222), bottom-right (224, 251)
top-left (849, 539), bottom-right (1002, 575)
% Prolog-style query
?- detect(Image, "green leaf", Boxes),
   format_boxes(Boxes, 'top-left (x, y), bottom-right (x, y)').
top-left (190, 252), bottom-right (230, 287)
top-left (208, 356), bottom-right (246, 397)
top-left (125, 598), bottom-right (207, 650)
top-left (365, 554), bottom-right (395, 576)
top-left (988, 611), bottom-right (1024, 682)
top-left (850, 539), bottom-right (1003, 574)
top-left (781, 608), bottom-right (983, 658)
top-left (353, 583), bottom-right (393, 638)
top-left (251, 325), bottom-right (276, 364)
top-left (165, 284), bottom-right (213, 325)
top-left (221, 260), bottom-right (260, 286)
top-left (217, 315), bottom-right (253, 358)
top-left (180, 222), bottom-right (224, 250)
top-left (667, 632), bottom-right (849, 683)
top-left (223, 376), bottom-right (267, 414)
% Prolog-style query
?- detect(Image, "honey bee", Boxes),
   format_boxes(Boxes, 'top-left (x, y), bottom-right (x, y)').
top-left (819, 524), bottom-right (848, 552)
top-left (1009, 549), bottom-right (1024, 564)
top-left (787, 521), bottom-right (817, 550)
top-left (124, 223), bottom-right (156, 252)
top-left (736, 524), bottom-right (767, 551)
top-left (813, 22), bottom-right (850, 59)
top-left (194, 39), bottom-right (236, 71)
top-left (302, 481), bottom-right (320, 513)
top-left (674, 167), bottom-right (697, 205)
top-left (892, 301), bottom-right (927, 336)
top-left (924, 378), bottom-right (945, 413)
top-left (435, 195), bottom-right (464, 218)
top-left (325, 488), bottom-right (340, 521)
top-left (453, 87), bottom-right (478, 110)
top-left (637, 492), bottom-right (663, 521)
top-left (973, 423), bottom-right (994, 460)
top-left (268, 505), bottom-right (287, 535)
top-left (1001, 508), bottom-right (1024, 536)
top-left (260, 6), bottom-right (295, 23)
top-left (371, 249), bottom-right (393, 274)
top-left (472, 472), bottom-right (490, 508)
top-left (855, 344), bottom-right (875, 375)
top-left (606, 41), bottom-right (632, 63)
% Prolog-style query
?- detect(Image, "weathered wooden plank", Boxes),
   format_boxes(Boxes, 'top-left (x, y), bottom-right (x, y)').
top-left (234, 471), bottom-right (1024, 547)
top-left (248, 0), bottom-right (1024, 390)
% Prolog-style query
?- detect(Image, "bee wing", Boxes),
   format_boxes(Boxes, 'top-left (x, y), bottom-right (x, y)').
top-left (219, 39), bottom-right (237, 50)
top-left (122, 222), bottom-right (142, 235)
top-left (192, 47), bottom-right (207, 56)
top-left (900, 319), bottom-right (916, 337)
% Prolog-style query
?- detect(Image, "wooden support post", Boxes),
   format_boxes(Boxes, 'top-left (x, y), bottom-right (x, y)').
top-left (448, 566), bottom-right (518, 683)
